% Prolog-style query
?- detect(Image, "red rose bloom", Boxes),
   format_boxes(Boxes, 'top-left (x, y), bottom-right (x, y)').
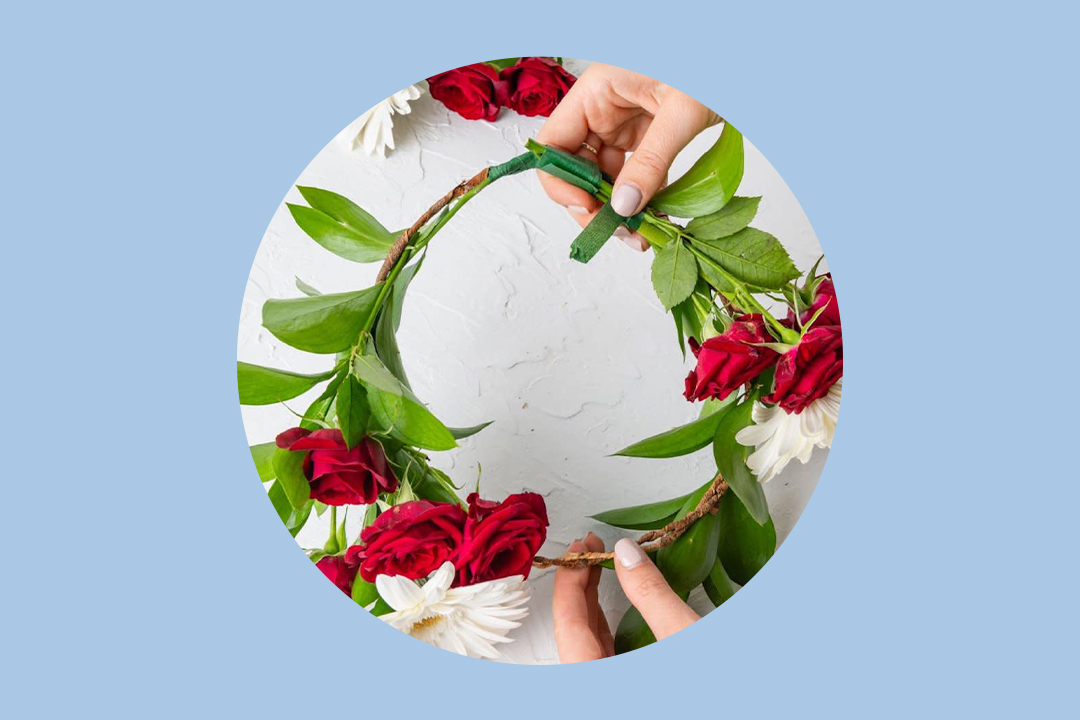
top-left (316, 554), bottom-right (360, 597)
top-left (765, 325), bottom-right (843, 413)
top-left (499, 57), bottom-right (575, 117)
top-left (275, 428), bottom-right (397, 506)
top-left (684, 314), bottom-right (779, 402)
top-left (427, 63), bottom-right (505, 121)
top-left (456, 492), bottom-right (548, 586)
top-left (790, 274), bottom-right (841, 327)
top-left (348, 500), bottom-right (468, 583)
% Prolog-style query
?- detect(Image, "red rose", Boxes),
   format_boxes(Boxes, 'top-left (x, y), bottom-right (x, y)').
top-left (275, 428), bottom-right (397, 506)
top-left (765, 325), bottom-right (843, 413)
top-left (316, 554), bottom-right (360, 597)
top-left (790, 273), bottom-right (841, 327)
top-left (499, 57), bottom-right (575, 117)
top-left (684, 314), bottom-right (779, 402)
top-left (427, 63), bottom-right (505, 121)
top-left (456, 492), bottom-right (548, 585)
top-left (348, 500), bottom-right (467, 583)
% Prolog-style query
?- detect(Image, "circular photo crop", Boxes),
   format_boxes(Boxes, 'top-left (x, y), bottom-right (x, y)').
top-left (238, 58), bottom-right (841, 664)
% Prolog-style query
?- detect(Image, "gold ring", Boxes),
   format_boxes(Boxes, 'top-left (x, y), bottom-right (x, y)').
top-left (580, 141), bottom-right (599, 155)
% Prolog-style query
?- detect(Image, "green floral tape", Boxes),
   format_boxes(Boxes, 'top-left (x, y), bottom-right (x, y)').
top-left (488, 144), bottom-right (602, 194)
top-left (569, 203), bottom-right (645, 263)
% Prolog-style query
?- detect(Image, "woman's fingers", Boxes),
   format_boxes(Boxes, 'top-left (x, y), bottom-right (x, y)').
top-left (582, 532), bottom-right (605, 633)
top-left (612, 539), bottom-right (700, 641)
top-left (552, 539), bottom-right (606, 663)
top-left (610, 95), bottom-right (717, 216)
top-left (536, 87), bottom-right (599, 213)
top-left (581, 533), bottom-right (614, 655)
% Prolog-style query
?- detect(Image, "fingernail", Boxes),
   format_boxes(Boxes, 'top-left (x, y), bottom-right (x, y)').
top-left (611, 183), bottom-right (643, 216)
top-left (569, 539), bottom-right (586, 553)
top-left (567, 205), bottom-right (588, 215)
top-left (614, 539), bottom-right (646, 569)
top-left (613, 226), bottom-right (631, 239)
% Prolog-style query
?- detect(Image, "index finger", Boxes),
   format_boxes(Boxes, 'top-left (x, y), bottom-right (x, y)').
top-left (535, 94), bottom-right (600, 211)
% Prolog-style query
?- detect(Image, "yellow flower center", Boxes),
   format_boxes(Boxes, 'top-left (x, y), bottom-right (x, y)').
top-left (410, 614), bottom-right (444, 634)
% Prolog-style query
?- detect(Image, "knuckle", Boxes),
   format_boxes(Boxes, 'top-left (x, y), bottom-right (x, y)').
top-left (629, 147), bottom-right (669, 180)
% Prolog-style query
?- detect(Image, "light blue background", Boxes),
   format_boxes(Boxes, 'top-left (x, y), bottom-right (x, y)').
top-left (3, 1), bottom-right (1076, 716)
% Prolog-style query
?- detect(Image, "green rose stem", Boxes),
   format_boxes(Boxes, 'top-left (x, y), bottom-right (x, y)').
top-left (323, 506), bottom-right (339, 554)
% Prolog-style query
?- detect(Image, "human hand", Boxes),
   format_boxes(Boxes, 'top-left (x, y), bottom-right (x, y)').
top-left (536, 63), bottom-right (720, 251)
top-left (552, 533), bottom-right (700, 663)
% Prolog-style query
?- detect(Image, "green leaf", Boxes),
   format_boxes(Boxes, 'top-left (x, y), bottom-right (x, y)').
top-left (375, 305), bottom-right (409, 388)
top-left (262, 285), bottom-right (382, 354)
top-left (687, 196), bottom-right (760, 239)
top-left (373, 257), bottom-right (424, 389)
top-left (295, 277), bottom-right (321, 296)
top-left (272, 447), bottom-right (310, 510)
top-left (335, 375), bottom-right (370, 449)
top-left (369, 598), bottom-right (394, 617)
top-left (237, 361), bottom-right (336, 405)
top-left (487, 57), bottom-right (521, 70)
top-left (250, 442), bottom-right (277, 481)
top-left (613, 397), bottom-right (735, 459)
top-left (651, 240), bottom-right (698, 310)
top-left (651, 122), bottom-right (744, 217)
top-left (287, 204), bottom-right (393, 263)
top-left (718, 492), bottom-right (776, 585)
top-left (352, 577), bottom-right (380, 607)
top-left (352, 354), bottom-right (456, 451)
top-left (389, 256), bottom-right (424, 331)
top-left (703, 558), bottom-right (737, 607)
top-left (691, 227), bottom-right (800, 290)
top-left (657, 483), bottom-right (722, 594)
top-left (614, 605), bottom-right (656, 655)
top-left (449, 422), bottom-right (493, 440)
top-left (292, 186), bottom-right (396, 262)
top-left (713, 396), bottom-right (769, 525)
top-left (267, 481), bottom-right (312, 537)
top-left (591, 487), bottom-right (700, 530)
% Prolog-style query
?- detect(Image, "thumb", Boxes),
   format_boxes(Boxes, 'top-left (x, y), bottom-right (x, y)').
top-left (612, 539), bottom-right (700, 641)
top-left (609, 99), bottom-right (714, 217)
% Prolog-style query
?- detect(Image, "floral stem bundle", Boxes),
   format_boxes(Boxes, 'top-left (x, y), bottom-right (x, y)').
top-left (240, 122), bottom-right (842, 657)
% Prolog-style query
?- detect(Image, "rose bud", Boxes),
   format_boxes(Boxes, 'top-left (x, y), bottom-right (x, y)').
top-left (683, 314), bottom-right (780, 402)
top-left (765, 325), bottom-right (843, 413)
top-left (316, 554), bottom-right (360, 597)
top-left (427, 63), bottom-right (505, 121)
top-left (275, 428), bottom-right (397, 506)
top-left (790, 273), bottom-right (841, 328)
top-left (456, 492), bottom-right (548, 586)
top-left (348, 500), bottom-right (468, 584)
top-left (499, 57), bottom-right (576, 117)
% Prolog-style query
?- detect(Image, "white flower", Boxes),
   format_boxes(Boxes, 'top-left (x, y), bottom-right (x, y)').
top-left (376, 562), bottom-right (530, 659)
top-left (735, 380), bottom-right (841, 483)
top-left (344, 84), bottom-right (423, 157)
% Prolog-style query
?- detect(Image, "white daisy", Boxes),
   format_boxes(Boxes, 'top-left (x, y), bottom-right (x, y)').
top-left (375, 562), bottom-right (530, 659)
top-left (344, 84), bottom-right (423, 157)
top-left (735, 380), bottom-right (841, 483)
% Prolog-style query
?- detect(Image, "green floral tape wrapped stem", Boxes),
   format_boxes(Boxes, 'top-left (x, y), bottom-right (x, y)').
top-left (491, 140), bottom-right (644, 263)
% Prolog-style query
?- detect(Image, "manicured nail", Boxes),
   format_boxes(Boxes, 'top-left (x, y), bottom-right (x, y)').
top-left (614, 539), bottom-right (646, 569)
top-left (614, 226), bottom-right (631, 239)
top-left (611, 183), bottom-right (643, 216)
top-left (567, 205), bottom-right (588, 215)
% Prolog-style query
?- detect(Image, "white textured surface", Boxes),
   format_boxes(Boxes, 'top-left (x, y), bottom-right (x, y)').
top-left (238, 61), bottom-right (831, 664)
